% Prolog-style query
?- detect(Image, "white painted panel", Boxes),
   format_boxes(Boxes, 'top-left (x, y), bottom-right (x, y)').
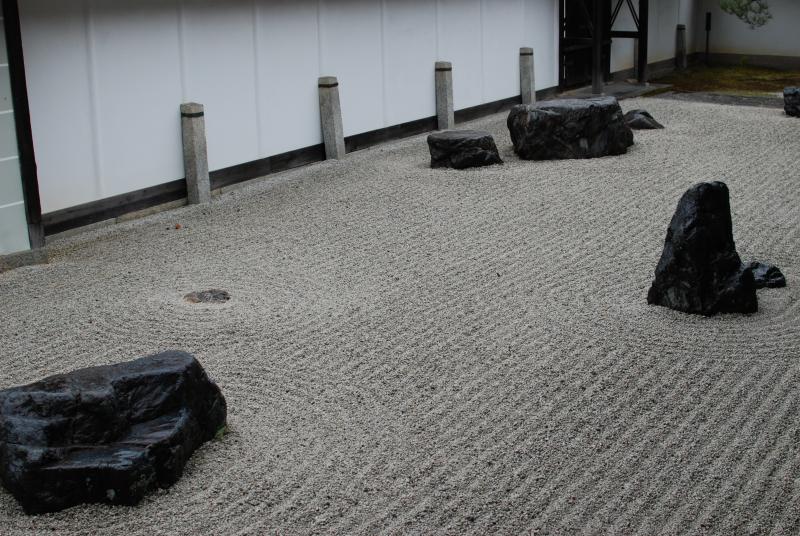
top-left (482, 0), bottom-right (525, 102)
top-left (610, 0), bottom-right (637, 73)
top-left (89, 0), bottom-right (183, 198)
top-left (0, 202), bottom-right (29, 254)
top-left (648, 0), bottom-right (680, 62)
top-left (19, 0), bottom-right (98, 213)
top-left (383, 0), bottom-right (437, 125)
top-left (181, 0), bottom-right (259, 171)
top-left (700, 0), bottom-right (800, 57)
top-left (678, 0), bottom-right (698, 53)
top-left (524, 0), bottom-right (559, 91)
top-left (18, 0), bottom-right (586, 218)
top-left (256, 0), bottom-right (322, 155)
top-left (0, 19), bottom-right (27, 254)
top-left (438, 0), bottom-right (484, 110)
top-left (319, 0), bottom-right (384, 136)
top-left (610, 0), bottom-right (696, 76)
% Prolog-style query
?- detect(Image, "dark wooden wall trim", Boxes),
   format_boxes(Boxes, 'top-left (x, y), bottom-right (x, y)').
top-left (43, 180), bottom-right (187, 236)
top-left (210, 144), bottom-right (325, 191)
top-left (2, 0), bottom-right (45, 248)
top-left (42, 87), bottom-right (559, 236)
top-left (345, 116), bottom-right (438, 153)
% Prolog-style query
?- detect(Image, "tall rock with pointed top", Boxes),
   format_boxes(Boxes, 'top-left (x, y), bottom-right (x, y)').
top-left (648, 181), bottom-right (758, 316)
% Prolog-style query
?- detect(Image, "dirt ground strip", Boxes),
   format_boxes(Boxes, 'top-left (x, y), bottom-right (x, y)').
top-left (1, 97), bottom-right (799, 535)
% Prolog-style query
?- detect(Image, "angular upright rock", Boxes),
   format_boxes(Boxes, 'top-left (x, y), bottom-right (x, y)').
top-left (427, 130), bottom-right (503, 169)
top-left (647, 182), bottom-right (758, 316)
top-left (0, 351), bottom-right (227, 514)
top-left (784, 87), bottom-right (800, 117)
top-left (507, 97), bottom-right (634, 160)
top-left (624, 109), bottom-right (664, 130)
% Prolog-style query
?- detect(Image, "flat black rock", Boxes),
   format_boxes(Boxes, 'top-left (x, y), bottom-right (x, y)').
top-left (648, 181), bottom-right (758, 316)
top-left (0, 351), bottom-right (227, 514)
top-left (624, 109), bottom-right (664, 129)
top-left (427, 130), bottom-right (503, 169)
top-left (744, 261), bottom-right (787, 289)
top-left (785, 87), bottom-right (800, 117)
top-left (506, 96), bottom-right (634, 160)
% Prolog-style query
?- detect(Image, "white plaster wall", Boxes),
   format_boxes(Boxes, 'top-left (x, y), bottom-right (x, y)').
top-left (695, 0), bottom-right (800, 57)
top-left (20, 0), bottom-right (560, 213)
top-left (610, 0), bottom-right (700, 74)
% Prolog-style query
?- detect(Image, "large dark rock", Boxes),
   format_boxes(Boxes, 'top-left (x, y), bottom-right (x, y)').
top-left (744, 261), bottom-right (787, 289)
top-left (647, 182), bottom-right (758, 316)
top-left (624, 109), bottom-right (664, 130)
top-left (785, 87), bottom-right (800, 117)
top-left (0, 351), bottom-right (226, 514)
top-left (506, 97), bottom-right (634, 160)
top-left (427, 130), bottom-right (503, 169)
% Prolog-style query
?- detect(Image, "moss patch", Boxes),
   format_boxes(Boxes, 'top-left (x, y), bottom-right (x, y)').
top-left (653, 64), bottom-right (800, 97)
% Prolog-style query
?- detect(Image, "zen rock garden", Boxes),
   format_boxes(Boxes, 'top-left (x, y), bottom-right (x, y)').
top-left (785, 87), bottom-right (800, 117)
top-left (648, 181), bottom-right (785, 316)
top-left (0, 93), bottom-right (789, 525)
top-left (0, 351), bottom-right (226, 514)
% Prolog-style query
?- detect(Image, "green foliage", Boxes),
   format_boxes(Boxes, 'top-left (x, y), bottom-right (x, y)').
top-left (214, 424), bottom-right (229, 441)
top-left (720, 0), bottom-right (772, 28)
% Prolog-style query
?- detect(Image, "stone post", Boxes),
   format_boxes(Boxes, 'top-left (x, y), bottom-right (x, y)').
top-left (435, 61), bottom-right (454, 130)
top-left (180, 102), bottom-right (210, 205)
top-left (520, 48), bottom-right (535, 104)
top-left (676, 24), bottom-right (687, 70)
top-left (318, 76), bottom-right (346, 160)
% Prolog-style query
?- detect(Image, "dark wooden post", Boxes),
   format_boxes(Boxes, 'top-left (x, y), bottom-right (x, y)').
top-left (705, 12), bottom-right (712, 65)
top-left (2, 0), bottom-right (44, 248)
top-left (558, 0), bottom-right (565, 89)
top-left (592, 0), bottom-right (604, 94)
top-left (637, 0), bottom-right (649, 84)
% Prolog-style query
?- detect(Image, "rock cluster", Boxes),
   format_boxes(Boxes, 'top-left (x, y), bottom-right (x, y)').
top-left (427, 130), bottom-right (503, 169)
top-left (647, 182), bottom-right (758, 316)
top-left (506, 97), bottom-right (634, 160)
top-left (0, 351), bottom-right (227, 514)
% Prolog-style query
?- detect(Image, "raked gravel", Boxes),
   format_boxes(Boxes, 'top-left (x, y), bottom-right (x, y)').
top-left (1, 97), bottom-right (799, 535)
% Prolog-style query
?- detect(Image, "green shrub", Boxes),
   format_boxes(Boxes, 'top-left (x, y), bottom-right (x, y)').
top-left (720, 0), bottom-right (772, 28)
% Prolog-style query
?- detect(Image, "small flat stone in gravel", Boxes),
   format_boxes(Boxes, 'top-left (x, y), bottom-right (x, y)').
top-left (184, 289), bottom-right (231, 304)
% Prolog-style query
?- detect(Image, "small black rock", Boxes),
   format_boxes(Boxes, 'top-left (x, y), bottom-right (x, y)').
top-left (427, 130), bottom-right (503, 169)
top-left (0, 351), bottom-right (227, 514)
top-left (648, 181), bottom-right (757, 316)
top-left (744, 261), bottom-right (787, 289)
top-left (624, 109), bottom-right (664, 130)
top-left (784, 87), bottom-right (800, 117)
top-left (507, 97), bottom-right (634, 160)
